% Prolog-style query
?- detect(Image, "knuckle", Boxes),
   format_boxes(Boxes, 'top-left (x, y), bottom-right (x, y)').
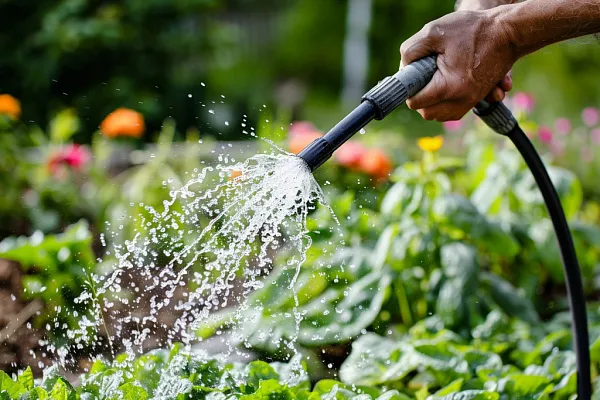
top-left (421, 109), bottom-right (435, 121)
top-left (421, 22), bottom-right (436, 37)
top-left (399, 41), bottom-right (409, 56)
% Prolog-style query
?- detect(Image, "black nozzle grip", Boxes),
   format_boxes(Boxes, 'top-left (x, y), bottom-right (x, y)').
top-left (362, 56), bottom-right (437, 120)
top-left (473, 100), bottom-right (517, 135)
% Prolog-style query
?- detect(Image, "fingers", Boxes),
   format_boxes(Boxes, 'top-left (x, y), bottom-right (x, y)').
top-left (415, 101), bottom-right (470, 122)
top-left (485, 86), bottom-right (506, 103)
top-left (499, 73), bottom-right (512, 92)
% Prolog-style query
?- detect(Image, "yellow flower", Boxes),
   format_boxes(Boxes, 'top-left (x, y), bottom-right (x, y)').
top-left (0, 94), bottom-right (21, 119)
top-left (417, 136), bottom-right (444, 152)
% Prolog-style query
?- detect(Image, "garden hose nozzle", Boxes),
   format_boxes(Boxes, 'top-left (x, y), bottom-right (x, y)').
top-left (297, 55), bottom-right (591, 399)
top-left (298, 56), bottom-right (437, 171)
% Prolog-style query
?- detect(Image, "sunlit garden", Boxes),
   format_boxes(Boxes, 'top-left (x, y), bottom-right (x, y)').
top-left (2, 1), bottom-right (600, 399)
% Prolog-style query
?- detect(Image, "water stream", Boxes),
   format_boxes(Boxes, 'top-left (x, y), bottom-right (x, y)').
top-left (61, 150), bottom-right (334, 369)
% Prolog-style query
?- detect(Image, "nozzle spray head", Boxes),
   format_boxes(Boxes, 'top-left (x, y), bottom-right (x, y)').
top-left (298, 56), bottom-right (437, 172)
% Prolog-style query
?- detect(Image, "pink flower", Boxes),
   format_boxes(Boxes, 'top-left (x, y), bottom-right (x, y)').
top-left (289, 121), bottom-right (318, 136)
top-left (443, 120), bottom-right (464, 132)
top-left (512, 92), bottom-right (535, 114)
top-left (554, 118), bottom-right (571, 136)
top-left (591, 128), bottom-right (600, 145)
top-left (538, 126), bottom-right (553, 143)
top-left (48, 144), bottom-right (91, 176)
top-left (582, 107), bottom-right (600, 127)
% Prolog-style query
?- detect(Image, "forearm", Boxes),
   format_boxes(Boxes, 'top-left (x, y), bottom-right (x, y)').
top-left (493, 0), bottom-right (600, 59)
top-left (455, 0), bottom-right (515, 11)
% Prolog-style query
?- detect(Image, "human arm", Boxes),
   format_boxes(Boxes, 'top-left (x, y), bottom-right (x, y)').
top-left (400, 0), bottom-right (600, 122)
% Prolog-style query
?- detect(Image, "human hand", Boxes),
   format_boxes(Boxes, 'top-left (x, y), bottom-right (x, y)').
top-left (399, 9), bottom-right (518, 121)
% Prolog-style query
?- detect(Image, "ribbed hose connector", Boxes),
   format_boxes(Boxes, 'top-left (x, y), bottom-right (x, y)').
top-left (473, 100), bottom-right (517, 135)
top-left (362, 56), bottom-right (437, 120)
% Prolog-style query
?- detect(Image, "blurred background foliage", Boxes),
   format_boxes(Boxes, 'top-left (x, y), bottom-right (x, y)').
top-left (2, 0), bottom-right (600, 142)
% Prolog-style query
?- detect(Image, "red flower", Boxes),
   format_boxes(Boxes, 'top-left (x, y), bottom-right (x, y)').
top-left (334, 141), bottom-right (367, 170)
top-left (48, 144), bottom-right (91, 176)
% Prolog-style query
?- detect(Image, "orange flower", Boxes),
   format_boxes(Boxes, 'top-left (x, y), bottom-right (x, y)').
top-left (360, 148), bottom-right (393, 179)
top-left (0, 94), bottom-right (21, 119)
top-left (334, 141), bottom-right (367, 170)
top-left (288, 131), bottom-right (322, 155)
top-left (229, 170), bottom-right (243, 181)
top-left (100, 108), bottom-right (145, 138)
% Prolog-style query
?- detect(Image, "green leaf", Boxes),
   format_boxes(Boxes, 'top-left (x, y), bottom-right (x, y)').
top-left (239, 380), bottom-right (293, 400)
top-left (49, 109), bottom-right (80, 143)
top-left (0, 370), bottom-right (27, 398)
top-left (432, 391), bottom-right (499, 400)
top-left (376, 390), bottom-right (413, 400)
top-left (381, 182), bottom-right (422, 218)
top-left (297, 270), bottom-right (391, 345)
top-left (440, 243), bottom-right (478, 290)
top-left (17, 367), bottom-right (34, 390)
top-left (339, 333), bottom-right (403, 386)
top-left (434, 379), bottom-right (464, 396)
top-left (245, 361), bottom-right (280, 391)
top-left (499, 374), bottom-right (551, 396)
top-left (119, 383), bottom-right (149, 400)
top-left (481, 272), bottom-right (540, 324)
top-left (26, 387), bottom-right (49, 399)
top-left (49, 379), bottom-right (71, 400)
top-left (372, 224), bottom-right (399, 270)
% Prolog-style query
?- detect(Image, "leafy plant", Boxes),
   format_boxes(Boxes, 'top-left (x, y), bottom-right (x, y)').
top-left (0, 221), bottom-right (96, 340)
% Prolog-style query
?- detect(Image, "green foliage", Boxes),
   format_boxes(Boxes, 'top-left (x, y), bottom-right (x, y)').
top-left (4, 314), bottom-right (600, 399)
top-left (0, 113), bottom-right (115, 237)
top-left (0, 220), bottom-right (95, 337)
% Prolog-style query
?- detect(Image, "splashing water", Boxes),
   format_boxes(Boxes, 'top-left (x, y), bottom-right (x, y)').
top-left (62, 152), bottom-right (332, 368)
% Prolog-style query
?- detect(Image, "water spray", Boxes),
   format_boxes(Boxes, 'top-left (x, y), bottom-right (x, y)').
top-left (297, 55), bottom-right (592, 399)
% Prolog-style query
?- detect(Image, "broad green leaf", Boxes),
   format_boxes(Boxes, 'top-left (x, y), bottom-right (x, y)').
top-left (498, 374), bottom-right (551, 396)
top-left (49, 379), bottom-right (71, 400)
top-left (372, 224), bottom-right (399, 270)
top-left (239, 380), bottom-right (293, 400)
top-left (432, 195), bottom-right (487, 238)
top-left (297, 270), bottom-right (392, 345)
top-left (434, 379), bottom-right (464, 396)
top-left (339, 333), bottom-right (404, 386)
top-left (118, 383), bottom-right (149, 400)
top-left (440, 243), bottom-right (478, 290)
top-left (481, 272), bottom-right (540, 324)
top-left (17, 367), bottom-right (34, 390)
top-left (436, 280), bottom-right (467, 329)
top-left (0, 370), bottom-right (27, 398)
top-left (245, 361), bottom-right (279, 391)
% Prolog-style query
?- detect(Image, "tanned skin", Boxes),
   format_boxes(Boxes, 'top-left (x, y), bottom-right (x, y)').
top-left (400, 0), bottom-right (600, 122)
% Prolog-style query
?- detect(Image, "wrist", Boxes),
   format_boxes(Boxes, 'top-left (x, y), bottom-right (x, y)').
top-left (487, 5), bottom-right (525, 62)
